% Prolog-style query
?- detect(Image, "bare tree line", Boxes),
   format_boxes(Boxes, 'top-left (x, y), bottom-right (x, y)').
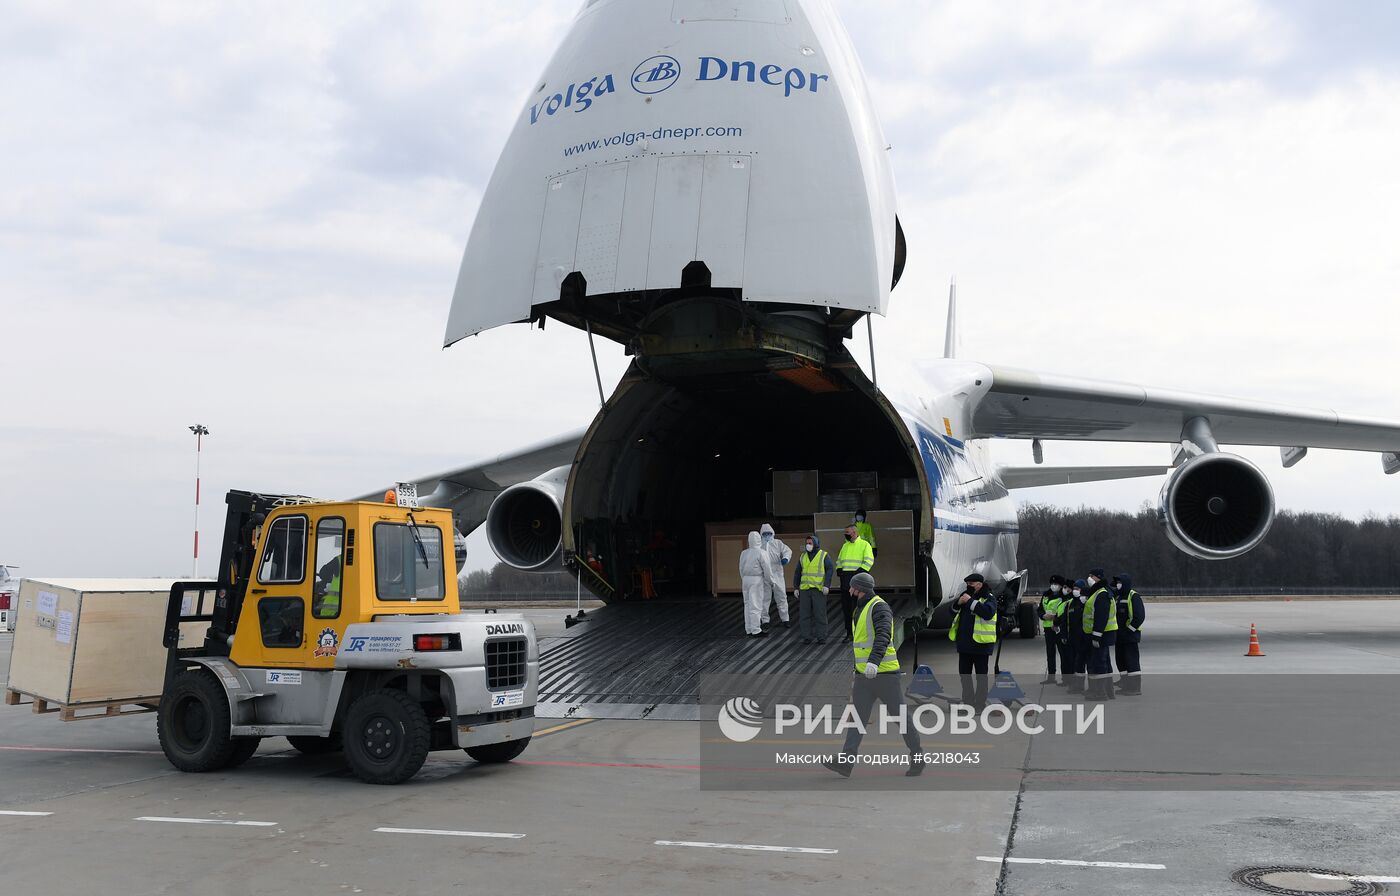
top-left (1017, 503), bottom-right (1400, 591)
top-left (461, 504), bottom-right (1400, 596)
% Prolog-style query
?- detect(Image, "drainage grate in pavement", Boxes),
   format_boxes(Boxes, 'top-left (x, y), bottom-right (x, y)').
top-left (1230, 866), bottom-right (1381, 896)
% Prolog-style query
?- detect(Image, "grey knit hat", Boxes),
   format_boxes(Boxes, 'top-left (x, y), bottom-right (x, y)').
top-left (850, 572), bottom-right (876, 594)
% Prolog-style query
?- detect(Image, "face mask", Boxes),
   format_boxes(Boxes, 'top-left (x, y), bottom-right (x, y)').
top-left (1115, 583), bottom-right (1123, 591)
top-left (855, 515), bottom-right (865, 522)
top-left (762, 534), bottom-right (772, 543)
top-left (1072, 589), bottom-right (1081, 598)
top-left (805, 542), bottom-right (814, 551)
top-left (1050, 584), bottom-right (1061, 593)
top-left (845, 533), bottom-right (854, 541)
top-left (1087, 576), bottom-right (1098, 587)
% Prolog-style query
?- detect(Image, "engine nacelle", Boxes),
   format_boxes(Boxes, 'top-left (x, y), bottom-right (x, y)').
top-left (485, 467), bottom-right (569, 571)
top-left (1158, 452), bottom-right (1275, 560)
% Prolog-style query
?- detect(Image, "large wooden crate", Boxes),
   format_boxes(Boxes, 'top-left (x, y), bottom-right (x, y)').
top-left (5, 578), bottom-right (185, 716)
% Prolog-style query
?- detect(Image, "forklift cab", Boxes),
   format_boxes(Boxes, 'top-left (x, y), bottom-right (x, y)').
top-left (227, 499), bottom-right (459, 670)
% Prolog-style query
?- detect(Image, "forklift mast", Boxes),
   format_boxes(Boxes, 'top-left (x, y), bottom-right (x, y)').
top-left (204, 489), bottom-right (314, 654)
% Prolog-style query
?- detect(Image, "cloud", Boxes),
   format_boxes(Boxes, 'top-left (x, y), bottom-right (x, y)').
top-left (3, 1), bottom-right (1398, 580)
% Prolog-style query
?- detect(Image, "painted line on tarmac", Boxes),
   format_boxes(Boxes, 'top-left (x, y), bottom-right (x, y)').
top-left (977, 856), bottom-right (1165, 870)
top-left (656, 840), bottom-right (837, 855)
top-left (518, 759), bottom-right (703, 771)
top-left (375, 827), bottom-right (526, 840)
top-left (1314, 873), bottom-right (1400, 884)
top-left (0, 744), bottom-right (165, 755)
top-left (533, 719), bottom-right (595, 738)
top-left (0, 810), bottom-right (53, 817)
top-left (135, 816), bottom-right (277, 827)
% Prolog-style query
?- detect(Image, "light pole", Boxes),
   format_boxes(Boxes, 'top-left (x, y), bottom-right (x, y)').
top-left (189, 425), bottom-right (210, 578)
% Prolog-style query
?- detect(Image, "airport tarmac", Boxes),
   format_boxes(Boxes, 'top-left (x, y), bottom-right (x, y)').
top-left (2, 600), bottom-right (1399, 895)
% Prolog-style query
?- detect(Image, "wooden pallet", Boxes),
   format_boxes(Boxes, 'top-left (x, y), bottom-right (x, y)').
top-left (5, 687), bottom-right (159, 721)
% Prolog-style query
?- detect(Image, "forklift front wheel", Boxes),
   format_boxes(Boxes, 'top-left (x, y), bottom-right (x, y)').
top-left (343, 689), bottom-right (432, 785)
top-left (466, 736), bottom-right (531, 764)
top-left (157, 669), bottom-right (237, 773)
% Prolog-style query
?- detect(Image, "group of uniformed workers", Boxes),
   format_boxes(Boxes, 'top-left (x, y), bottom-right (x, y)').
top-left (1036, 569), bottom-right (1145, 699)
top-left (738, 514), bottom-right (876, 643)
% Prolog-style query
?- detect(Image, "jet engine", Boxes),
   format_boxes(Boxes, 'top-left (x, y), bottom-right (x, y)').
top-left (485, 466), bottom-right (569, 571)
top-left (1158, 452), bottom-right (1275, 560)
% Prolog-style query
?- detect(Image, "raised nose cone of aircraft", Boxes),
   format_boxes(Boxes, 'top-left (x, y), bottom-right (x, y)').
top-left (445, 0), bottom-right (902, 347)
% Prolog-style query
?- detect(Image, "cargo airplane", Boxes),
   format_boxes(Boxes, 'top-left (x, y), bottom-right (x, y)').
top-left (379, 0), bottom-right (1400, 627)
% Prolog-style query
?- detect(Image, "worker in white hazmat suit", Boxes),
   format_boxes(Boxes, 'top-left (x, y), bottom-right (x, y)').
top-left (739, 530), bottom-right (769, 637)
top-left (759, 522), bottom-right (793, 627)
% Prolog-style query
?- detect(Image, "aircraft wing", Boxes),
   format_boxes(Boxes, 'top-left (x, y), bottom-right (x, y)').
top-left (355, 429), bottom-right (584, 533)
top-left (974, 365), bottom-right (1400, 471)
top-left (999, 465), bottom-right (1171, 489)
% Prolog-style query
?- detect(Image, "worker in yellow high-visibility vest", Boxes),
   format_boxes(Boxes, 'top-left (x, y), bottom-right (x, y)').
top-left (822, 572), bottom-right (924, 778)
top-left (791, 534), bottom-right (834, 644)
top-left (835, 524), bottom-right (874, 643)
top-left (950, 573), bottom-right (998, 711)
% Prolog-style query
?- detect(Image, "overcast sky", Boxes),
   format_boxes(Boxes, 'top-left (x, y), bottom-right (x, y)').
top-left (3, 1), bottom-right (1399, 580)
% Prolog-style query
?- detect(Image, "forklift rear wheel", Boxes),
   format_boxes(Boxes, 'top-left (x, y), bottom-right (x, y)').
top-left (1016, 602), bottom-right (1039, 639)
top-left (157, 669), bottom-right (237, 773)
top-left (343, 689), bottom-right (431, 785)
top-left (287, 734), bottom-right (344, 755)
top-left (226, 737), bottom-right (262, 768)
top-left (466, 736), bottom-right (531, 764)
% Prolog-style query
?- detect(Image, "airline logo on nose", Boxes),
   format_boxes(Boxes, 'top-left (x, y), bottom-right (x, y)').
top-left (632, 55), bottom-right (681, 94)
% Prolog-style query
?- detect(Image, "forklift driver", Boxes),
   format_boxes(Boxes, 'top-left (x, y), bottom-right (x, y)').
top-left (315, 555), bottom-right (342, 617)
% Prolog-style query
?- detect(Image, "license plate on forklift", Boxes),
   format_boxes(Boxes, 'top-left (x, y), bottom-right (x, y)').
top-left (491, 691), bottom-right (524, 708)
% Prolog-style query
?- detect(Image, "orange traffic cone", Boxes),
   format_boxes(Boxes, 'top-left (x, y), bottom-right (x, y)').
top-left (1244, 623), bottom-right (1266, 657)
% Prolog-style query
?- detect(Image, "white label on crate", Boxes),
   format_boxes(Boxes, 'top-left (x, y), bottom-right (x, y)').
top-left (55, 610), bottom-right (74, 644)
top-left (266, 670), bottom-right (302, 686)
top-left (36, 591), bottom-right (58, 617)
top-left (490, 690), bottom-right (524, 708)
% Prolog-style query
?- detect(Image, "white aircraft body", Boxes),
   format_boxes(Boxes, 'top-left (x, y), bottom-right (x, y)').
top-left (387, 0), bottom-right (1400, 620)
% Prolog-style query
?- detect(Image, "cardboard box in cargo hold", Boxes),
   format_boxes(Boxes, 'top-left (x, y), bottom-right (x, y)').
top-left (6, 578), bottom-right (202, 708)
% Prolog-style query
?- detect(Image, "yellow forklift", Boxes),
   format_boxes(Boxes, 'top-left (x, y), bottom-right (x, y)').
top-left (159, 489), bottom-right (538, 784)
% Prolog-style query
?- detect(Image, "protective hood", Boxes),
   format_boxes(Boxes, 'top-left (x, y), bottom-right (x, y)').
top-left (747, 531), bottom-right (762, 550)
top-left (760, 523), bottom-right (775, 537)
top-left (805, 534), bottom-right (821, 555)
top-left (1116, 573), bottom-right (1134, 593)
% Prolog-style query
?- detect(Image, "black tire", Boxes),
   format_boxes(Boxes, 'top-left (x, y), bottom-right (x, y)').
top-left (226, 737), bottom-right (262, 769)
top-left (466, 737), bottom-right (531, 764)
top-left (287, 733), bottom-right (343, 755)
top-left (1016, 602), bottom-right (1039, 639)
top-left (157, 668), bottom-right (237, 773)
top-left (343, 689), bottom-right (431, 785)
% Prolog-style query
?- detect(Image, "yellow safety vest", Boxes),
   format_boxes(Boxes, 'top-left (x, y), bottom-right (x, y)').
top-left (1082, 587), bottom-right (1118, 634)
top-left (1040, 594), bottom-right (1063, 628)
top-left (836, 537), bottom-right (874, 572)
top-left (949, 598), bottom-right (998, 644)
top-left (798, 550), bottom-right (828, 590)
top-left (855, 521), bottom-right (876, 550)
top-left (323, 574), bottom-right (341, 616)
top-left (853, 595), bottom-right (900, 672)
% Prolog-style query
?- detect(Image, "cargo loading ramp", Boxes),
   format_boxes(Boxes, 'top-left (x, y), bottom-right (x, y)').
top-left (535, 596), bottom-right (920, 720)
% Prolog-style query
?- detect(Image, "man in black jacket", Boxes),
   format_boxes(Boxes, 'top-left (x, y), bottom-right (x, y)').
top-left (951, 573), bottom-right (998, 711)
top-left (1062, 579), bottom-right (1088, 693)
top-left (1113, 574), bottom-right (1146, 695)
